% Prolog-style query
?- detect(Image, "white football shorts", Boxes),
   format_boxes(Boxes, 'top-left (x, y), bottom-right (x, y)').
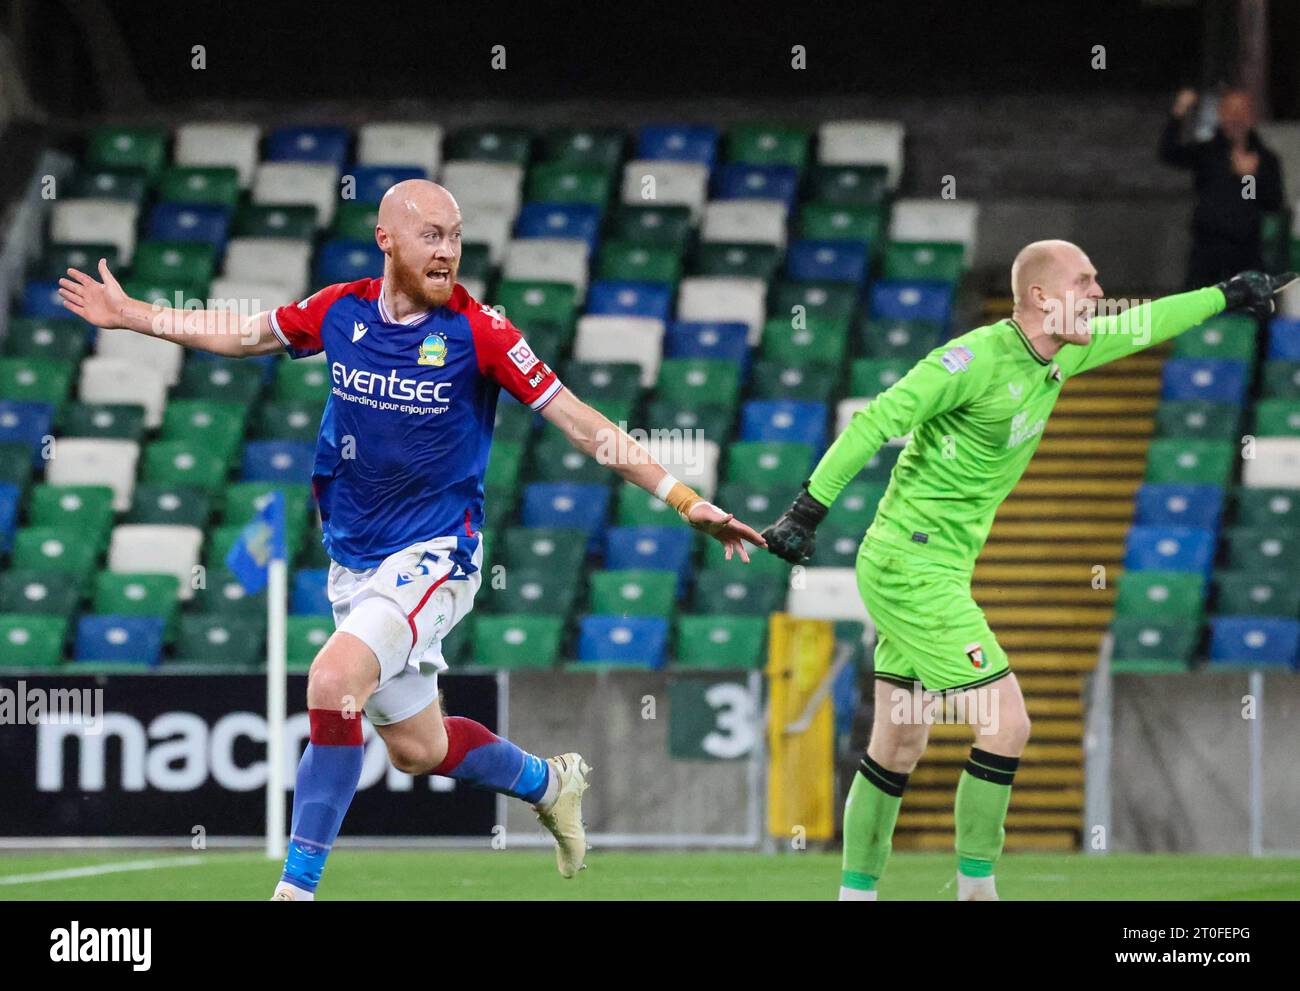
top-left (327, 533), bottom-right (482, 726)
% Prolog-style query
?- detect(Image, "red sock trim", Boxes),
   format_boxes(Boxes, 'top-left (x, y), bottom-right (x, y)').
top-left (309, 708), bottom-right (364, 746)
top-left (433, 716), bottom-right (499, 775)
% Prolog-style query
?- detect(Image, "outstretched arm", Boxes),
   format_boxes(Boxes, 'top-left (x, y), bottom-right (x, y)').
top-left (539, 387), bottom-right (766, 562)
top-left (59, 259), bottom-right (284, 358)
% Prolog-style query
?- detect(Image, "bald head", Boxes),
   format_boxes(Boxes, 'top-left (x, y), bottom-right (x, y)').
top-left (377, 179), bottom-right (461, 234)
top-left (1010, 238), bottom-right (1102, 344)
top-left (1011, 240), bottom-right (1083, 307)
top-left (375, 178), bottom-right (463, 310)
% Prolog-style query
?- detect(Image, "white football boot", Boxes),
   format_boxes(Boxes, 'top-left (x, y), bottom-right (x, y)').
top-left (534, 753), bottom-right (591, 878)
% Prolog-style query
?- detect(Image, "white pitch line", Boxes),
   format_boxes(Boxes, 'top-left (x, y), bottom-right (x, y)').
top-left (0, 855), bottom-right (207, 886)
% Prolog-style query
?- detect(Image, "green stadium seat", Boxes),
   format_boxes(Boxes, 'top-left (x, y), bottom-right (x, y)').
top-left (1143, 439), bottom-right (1235, 486)
top-left (70, 168), bottom-right (149, 204)
top-left (223, 482), bottom-right (312, 551)
top-left (849, 358), bottom-right (912, 397)
top-left (494, 401), bottom-right (534, 445)
top-left (132, 241), bottom-right (216, 287)
top-left (527, 162), bottom-right (611, 206)
top-left (725, 441), bottom-right (813, 491)
top-left (1234, 487), bottom-right (1300, 529)
top-left (806, 165), bottom-right (890, 206)
top-left (1113, 570), bottom-right (1205, 620)
top-left (1224, 526), bottom-right (1300, 575)
top-left (588, 569), bottom-right (677, 617)
top-left (883, 242), bottom-right (965, 283)
top-left (693, 242), bottom-right (780, 280)
top-left (297, 530), bottom-right (331, 570)
top-left (1109, 617), bottom-right (1196, 672)
top-left (0, 443), bottom-right (33, 492)
top-left (58, 403), bottom-right (147, 442)
top-left (3, 318), bottom-right (90, 363)
top-left (124, 484), bottom-right (212, 528)
top-left (161, 399), bottom-right (246, 468)
top-left (609, 205), bottom-right (694, 250)
top-left (176, 358), bottom-right (264, 404)
top-left (759, 315), bottom-right (848, 367)
top-left (768, 281), bottom-right (859, 326)
top-left (1214, 572), bottom-right (1300, 617)
top-left (122, 279), bottom-right (211, 311)
top-left (93, 572), bottom-right (180, 638)
top-left (204, 524), bottom-right (246, 570)
top-left (454, 244), bottom-right (493, 286)
top-left (1261, 360), bottom-right (1300, 399)
top-left (810, 520), bottom-right (866, 566)
top-left (655, 358), bottom-right (740, 412)
top-left (0, 615), bottom-right (67, 668)
top-left (798, 202), bottom-right (885, 249)
top-left (714, 481), bottom-right (784, 530)
top-left (273, 361), bottom-right (331, 402)
top-left (541, 128), bottom-right (625, 169)
top-left (597, 242), bottom-right (682, 285)
top-left (190, 567), bottom-right (267, 616)
top-left (726, 123), bottom-right (810, 169)
top-left (473, 614), bottom-right (564, 669)
top-left (502, 527), bottom-right (588, 575)
top-left (824, 480), bottom-right (887, 532)
top-left (0, 572), bottom-right (82, 617)
top-left (492, 282), bottom-right (578, 341)
top-left (446, 127), bottom-right (531, 165)
top-left (0, 357), bottom-right (75, 407)
top-left (529, 430), bottom-right (609, 485)
top-left (485, 441), bottom-right (525, 500)
top-left (157, 166), bottom-right (241, 208)
top-left (175, 614), bottom-right (266, 666)
top-left (587, 398), bottom-right (635, 424)
top-left (287, 616), bottom-right (332, 670)
top-left (35, 245), bottom-right (121, 282)
top-left (748, 362), bottom-right (838, 403)
top-left (1172, 313), bottom-right (1258, 362)
top-left (639, 400), bottom-right (734, 444)
top-left (701, 536), bottom-right (789, 576)
top-left (142, 440), bottom-right (229, 495)
top-left (1253, 398), bottom-right (1300, 437)
top-left (861, 318), bottom-right (944, 360)
top-left (857, 444), bottom-right (903, 483)
top-left (480, 566), bottom-right (578, 618)
top-left (86, 127), bottom-right (168, 184)
top-left (235, 203), bottom-right (319, 240)
top-left (10, 526), bottom-right (100, 585)
top-left (1153, 400), bottom-right (1242, 440)
top-left (674, 615), bottom-right (767, 669)
top-left (28, 485), bottom-right (115, 553)
top-left (252, 399), bottom-right (324, 442)
top-left (691, 568), bottom-right (786, 616)
top-left (331, 201), bottom-right (379, 241)
top-left (616, 482), bottom-right (678, 527)
top-left (561, 361), bottom-right (642, 402)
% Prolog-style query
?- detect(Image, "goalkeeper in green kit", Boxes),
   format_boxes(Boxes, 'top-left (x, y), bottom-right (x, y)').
top-left (762, 240), bottom-right (1296, 901)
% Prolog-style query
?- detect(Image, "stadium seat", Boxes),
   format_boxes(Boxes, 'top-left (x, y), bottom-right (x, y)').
top-left (849, 357), bottom-right (911, 397)
top-left (253, 162), bottom-right (340, 226)
top-left (59, 403), bottom-right (147, 443)
top-left (1109, 618), bottom-right (1197, 672)
top-left (146, 203), bottom-right (230, 254)
top-left (799, 202), bottom-right (885, 253)
top-left (700, 200), bottom-right (788, 247)
top-left (1254, 398), bottom-right (1300, 436)
top-left (740, 400), bottom-right (827, 451)
top-left (69, 169), bottom-right (147, 205)
top-left (1122, 525), bottom-right (1216, 575)
top-left (29, 484), bottom-right (114, 551)
top-left (0, 572), bottom-right (81, 618)
top-left (1214, 572), bottom-right (1300, 617)
top-left (692, 567), bottom-right (787, 616)
top-left (726, 123), bottom-right (810, 169)
top-left (541, 128), bottom-right (625, 169)
top-left (440, 161), bottom-right (523, 218)
top-left (693, 242), bottom-right (779, 280)
top-left (49, 199), bottom-right (139, 263)
top-left (242, 441), bottom-right (316, 485)
top-left (157, 166), bottom-right (241, 209)
top-left (0, 483), bottom-right (17, 553)
top-left (1240, 437), bottom-right (1300, 488)
top-left (514, 203), bottom-right (602, 254)
top-left (1154, 400), bottom-right (1242, 439)
top-left (36, 243), bottom-right (119, 280)
top-left (1144, 439), bottom-right (1235, 487)
top-left (1160, 359), bottom-right (1247, 405)
top-left (870, 281), bottom-right (954, 326)
top-left (1173, 313), bottom-right (1258, 362)
top-left (1224, 526), bottom-right (1300, 575)
top-left (749, 362), bottom-right (836, 403)
top-left (266, 126), bottom-right (350, 169)
top-left (446, 126), bottom-right (532, 165)
top-left (584, 281), bottom-right (673, 322)
top-left (824, 480), bottom-right (886, 532)
top-left (520, 483), bottom-right (609, 548)
top-left (493, 280), bottom-right (578, 340)
top-left (610, 204), bottom-right (694, 250)
top-left (286, 616), bottom-right (332, 669)
top-left (348, 164), bottom-right (427, 204)
top-left (233, 203), bottom-right (318, 242)
top-left (572, 315), bottom-right (664, 387)
top-left (176, 357), bottom-right (264, 404)
top-left (107, 524), bottom-right (204, 602)
top-left (1208, 617), bottom-right (1300, 668)
top-left (785, 240), bottom-right (869, 285)
top-left (144, 439), bottom-right (227, 495)
top-left (175, 614), bottom-right (266, 666)
top-left (292, 569), bottom-right (331, 616)
top-left (0, 615), bottom-right (67, 668)
top-left (888, 200), bottom-right (980, 262)
top-left (503, 239), bottom-right (590, 295)
top-left (637, 124), bottom-right (718, 166)
top-left (726, 440), bottom-right (813, 491)
top-left (474, 614), bottom-right (564, 669)
top-left (1133, 484), bottom-right (1224, 529)
top-left (713, 164), bottom-right (800, 212)
top-left (0, 443), bottom-right (32, 493)
top-left (663, 321), bottom-right (750, 372)
top-left (1113, 570), bottom-right (1206, 620)
top-left (526, 161), bottom-right (612, 206)
top-left (674, 615), bottom-right (767, 669)
top-left (620, 160), bottom-right (710, 220)
top-left (0, 356), bottom-right (75, 408)
top-left (785, 567), bottom-right (871, 622)
top-left (224, 237), bottom-right (313, 296)
top-left (861, 316), bottom-right (944, 360)
top-left (811, 520), bottom-right (869, 566)
top-left (4, 317), bottom-right (90, 363)
top-left (1262, 360), bottom-right (1300, 399)
top-left (357, 122), bottom-right (444, 174)
top-left (174, 122), bottom-right (262, 187)
top-left (529, 430), bottom-right (609, 485)
top-left (0, 401), bottom-right (53, 467)
top-left (482, 566), bottom-right (579, 618)
top-left (95, 328), bottom-right (185, 388)
top-left (655, 357), bottom-right (741, 413)
top-left (588, 569), bottom-right (677, 617)
top-left (93, 573), bottom-right (180, 635)
top-left (125, 484), bottom-right (212, 528)
top-left (74, 615), bottom-right (165, 666)
top-left (189, 567), bottom-right (267, 616)
top-left (1267, 316), bottom-right (1300, 359)
top-left (45, 438), bottom-right (139, 511)
top-left (577, 614), bottom-right (669, 668)
top-left (884, 241), bottom-right (966, 284)
top-left (597, 242), bottom-right (682, 286)
top-left (817, 119), bottom-right (905, 187)
top-left (84, 126), bottom-right (165, 182)
top-left (676, 277), bottom-right (767, 345)
top-left (1234, 487), bottom-right (1300, 528)
top-left (603, 527), bottom-right (693, 589)
top-left (315, 239), bottom-right (384, 285)
top-left (21, 280), bottom-right (74, 319)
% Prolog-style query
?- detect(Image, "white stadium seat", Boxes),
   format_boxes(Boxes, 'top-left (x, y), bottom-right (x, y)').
top-left (95, 329), bottom-right (184, 388)
top-left (700, 200), bottom-right (788, 247)
top-left (174, 122), bottom-right (262, 187)
top-left (502, 239), bottom-right (590, 297)
top-left (207, 278), bottom-right (296, 315)
top-left (817, 119), bottom-right (906, 188)
top-left (108, 525), bottom-right (205, 602)
top-left (889, 199), bottom-right (980, 263)
top-left (253, 162), bottom-right (340, 226)
top-left (1242, 438), bottom-right (1300, 489)
top-left (49, 199), bottom-right (139, 264)
top-left (439, 161), bottom-right (523, 219)
top-left (572, 315), bottom-right (665, 388)
top-left (222, 237), bottom-right (313, 297)
top-left (646, 436), bottom-right (719, 501)
top-left (836, 397), bottom-right (870, 435)
top-left (785, 567), bottom-right (873, 624)
top-left (79, 356), bottom-right (167, 429)
top-left (46, 438), bottom-right (140, 512)
top-left (458, 276), bottom-right (487, 301)
top-left (1256, 124), bottom-right (1300, 212)
top-left (676, 276), bottom-right (768, 345)
top-left (460, 205), bottom-right (513, 265)
top-left (358, 122), bottom-right (444, 174)
top-left (620, 160), bottom-right (710, 220)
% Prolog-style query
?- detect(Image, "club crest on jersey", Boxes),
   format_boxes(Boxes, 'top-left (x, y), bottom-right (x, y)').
top-left (965, 642), bottom-right (988, 670)
top-left (941, 346), bottom-right (974, 374)
top-left (418, 333), bottom-right (448, 367)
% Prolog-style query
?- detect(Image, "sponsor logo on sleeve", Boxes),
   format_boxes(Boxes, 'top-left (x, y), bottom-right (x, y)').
top-left (508, 339), bottom-right (540, 375)
top-left (940, 345), bottom-right (974, 374)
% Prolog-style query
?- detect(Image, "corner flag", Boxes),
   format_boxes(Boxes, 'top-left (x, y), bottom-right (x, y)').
top-left (226, 491), bottom-right (286, 592)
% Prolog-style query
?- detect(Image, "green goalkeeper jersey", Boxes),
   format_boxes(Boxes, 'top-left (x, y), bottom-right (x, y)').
top-left (807, 287), bottom-right (1227, 572)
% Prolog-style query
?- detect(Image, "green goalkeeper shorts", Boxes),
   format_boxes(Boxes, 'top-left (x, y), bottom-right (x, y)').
top-left (855, 536), bottom-right (1010, 692)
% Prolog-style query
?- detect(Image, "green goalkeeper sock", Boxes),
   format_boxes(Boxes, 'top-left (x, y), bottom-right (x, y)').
top-left (954, 747), bottom-right (1019, 878)
top-left (841, 753), bottom-right (909, 891)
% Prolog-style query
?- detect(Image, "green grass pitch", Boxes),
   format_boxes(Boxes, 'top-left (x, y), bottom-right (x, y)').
top-left (2, 850), bottom-right (1299, 900)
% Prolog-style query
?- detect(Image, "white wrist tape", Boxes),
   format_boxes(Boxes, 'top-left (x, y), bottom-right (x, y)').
top-left (654, 473), bottom-right (679, 502)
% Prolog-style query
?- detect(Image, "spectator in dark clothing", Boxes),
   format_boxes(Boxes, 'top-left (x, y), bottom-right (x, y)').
top-left (1159, 88), bottom-right (1286, 289)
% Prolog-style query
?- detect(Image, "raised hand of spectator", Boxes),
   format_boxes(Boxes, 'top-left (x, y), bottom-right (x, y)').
top-left (1172, 88), bottom-right (1198, 118)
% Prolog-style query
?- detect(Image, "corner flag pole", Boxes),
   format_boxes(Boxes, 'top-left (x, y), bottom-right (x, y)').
top-left (265, 499), bottom-right (288, 861)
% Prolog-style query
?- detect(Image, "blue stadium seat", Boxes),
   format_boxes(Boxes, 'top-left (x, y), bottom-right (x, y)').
top-left (242, 441), bottom-right (316, 484)
top-left (578, 614), bottom-right (670, 668)
top-left (585, 281), bottom-right (673, 321)
top-left (315, 239), bottom-right (384, 284)
top-left (514, 203), bottom-right (602, 253)
top-left (603, 526), bottom-right (693, 589)
top-left (520, 482), bottom-right (609, 550)
top-left (1209, 616), bottom-right (1300, 669)
top-left (741, 400), bottom-right (827, 451)
top-left (20, 281), bottom-right (66, 319)
top-left (74, 615), bottom-right (165, 665)
top-left (0, 401), bottom-right (54, 467)
top-left (349, 165), bottom-right (428, 204)
top-left (870, 281), bottom-right (954, 325)
top-left (266, 126), bottom-right (351, 168)
top-left (1268, 317), bottom-right (1300, 359)
top-left (636, 124), bottom-right (719, 167)
top-left (713, 164), bottom-right (800, 210)
top-left (1123, 525), bottom-right (1216, 576)
top-left (1133, 483), bottom-right (1225, 530)
top-left (0, 482), bottom-right (19, 554)
top-left (1160, 359), bottom-right (1247, 405)
top-left (785, 240), bottom-right (869, 285)
top-left (148, 203), bottom-right (232, 253)
top-left (664, 321), bottom-right (750, 373)
top-left (291, 569), bottom-right (331, 616)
